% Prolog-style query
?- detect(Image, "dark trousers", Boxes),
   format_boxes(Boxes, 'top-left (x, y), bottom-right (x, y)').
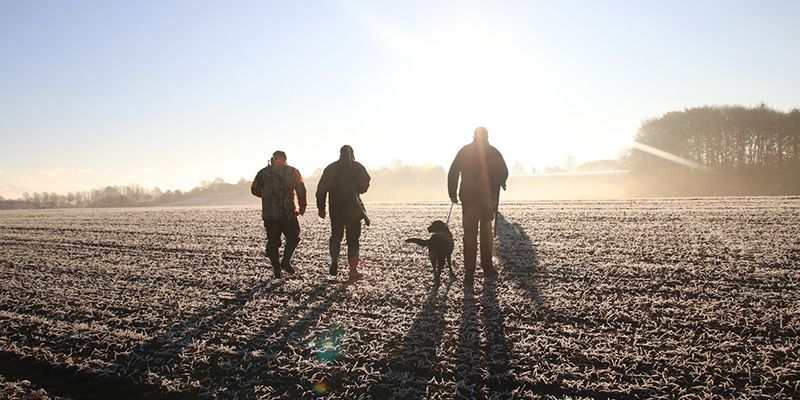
top-left (462, 203), bottom-right (494, 278)
top-left (330, 216), bottom-right (361, 264)
top-left (264, 218), bottom-right (301, 270)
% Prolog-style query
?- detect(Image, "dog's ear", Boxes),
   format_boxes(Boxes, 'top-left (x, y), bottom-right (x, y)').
top-left (428, 220), bottom-right (446, 232)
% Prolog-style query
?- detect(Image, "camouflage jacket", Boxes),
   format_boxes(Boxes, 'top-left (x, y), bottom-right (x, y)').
top-left (251, 162), bottom-right (307, 220)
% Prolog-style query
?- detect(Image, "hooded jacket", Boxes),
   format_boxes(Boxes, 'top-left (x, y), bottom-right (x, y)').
top-left (316, 158), bottom-right (370, 221)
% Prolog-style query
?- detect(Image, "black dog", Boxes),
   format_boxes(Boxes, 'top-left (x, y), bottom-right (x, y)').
top-left (405, 220), bottom-right (455, 283)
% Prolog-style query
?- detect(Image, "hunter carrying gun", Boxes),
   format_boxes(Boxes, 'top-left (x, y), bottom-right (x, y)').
top-left (316, 145), bottom-right (371, 283)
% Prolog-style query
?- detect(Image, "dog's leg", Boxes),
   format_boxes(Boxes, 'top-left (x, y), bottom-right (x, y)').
top-left (447, 254), bottom-right (455, 279)
top-left (430, 255), bottom-right (440, 284)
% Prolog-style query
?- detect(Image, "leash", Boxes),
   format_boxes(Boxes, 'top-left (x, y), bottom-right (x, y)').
top-left (446, 202), bottom-right (454, 225)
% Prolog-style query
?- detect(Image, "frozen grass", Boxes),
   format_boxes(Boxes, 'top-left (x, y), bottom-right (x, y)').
top-left (0, 198), bottom-right (798, 399)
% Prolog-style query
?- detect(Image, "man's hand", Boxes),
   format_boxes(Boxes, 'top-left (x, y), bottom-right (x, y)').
top-left (318, 209), bottom-right (326, 219)
top-left (501, 183), bottom-right (507, 190)
top-left (299, 205), bottom-right (306, 215)
top-left (450, 196), bottom-right (459, 204)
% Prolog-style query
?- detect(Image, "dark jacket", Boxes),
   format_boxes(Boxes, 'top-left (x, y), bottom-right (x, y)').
top-left (251, 162), bottom-right (307, 220)
top-left (316, 158), bottom-right (370, 221)
top-left (448, 140), bottom-right (509, 209)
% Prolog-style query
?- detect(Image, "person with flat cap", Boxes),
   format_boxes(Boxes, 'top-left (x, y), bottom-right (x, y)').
top-left (316, 145), bottom-right (371, 283)
top-left (448, 127), bottom-right (509, 288)
top-left (251, 150), bottom-right (307, 278)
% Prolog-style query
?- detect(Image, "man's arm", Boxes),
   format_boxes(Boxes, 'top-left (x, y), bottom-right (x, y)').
top-left (356, 164), bottom-right (371, 194)
top-left (495, 150), bottom-right (509, 190)
top-left (294, 169), bottom-right (307, 215)
top-left (250, 172), bottom-right (262, 198)
top-left (316, 167), bottom-right (330, 218)
top-left (447, 150), bottom-right (462, 203)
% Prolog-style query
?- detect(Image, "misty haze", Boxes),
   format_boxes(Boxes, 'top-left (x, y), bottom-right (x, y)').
top-left (1, 1), bottom-right (798, 399)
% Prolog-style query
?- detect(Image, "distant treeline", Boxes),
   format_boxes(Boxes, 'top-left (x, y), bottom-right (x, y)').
top-left (0, 164), bottom-right (448, 210)
top-left (629, 104), bottom-right (800, 172)
top-left (0, 178), bottom-right (248, 210)
top-left (625, 104), bottom-right (800, 196)
top-left (4, 104), bottom-right (798, 209)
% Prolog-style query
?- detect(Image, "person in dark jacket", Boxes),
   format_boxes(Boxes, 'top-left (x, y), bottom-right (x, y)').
top-left (448, 127), bottom-right (509, 287)
top-left (316, 145), bottom-right (371, 283)
top-left (251, 150), bottom-right (307, 278)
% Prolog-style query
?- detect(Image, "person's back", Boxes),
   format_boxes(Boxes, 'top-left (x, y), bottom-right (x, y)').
top-left (448, 127), bottom-right (508, 288)
top-left (448, 140), bottom-right (507, 211)
top-left (251, 151), bottom-right (307, 278)
top-left (253, 162), bottom-right (306, 221)
top-left (316, 145), bottom-right (371, 282)
top-left (318, 157), bottom-right (370, 222)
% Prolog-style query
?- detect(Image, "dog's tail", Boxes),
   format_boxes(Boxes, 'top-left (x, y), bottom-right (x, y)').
top-left (405, 238), bottom-right (430, 247)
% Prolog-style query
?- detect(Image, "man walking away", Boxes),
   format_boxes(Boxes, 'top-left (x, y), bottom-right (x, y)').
top-left (448, 127), bottom-right (509, 288)
top-left (316, 145), bottom-right (371, 283)
top-left (251, 150), bottom-right (307, 278)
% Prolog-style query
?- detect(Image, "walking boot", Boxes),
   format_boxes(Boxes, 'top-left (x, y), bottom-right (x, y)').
top-left (267, 251), bottom-right (282, 279)
top-left (347, 255), bottom-right (363, 283)
top-left (272, 263), bottom-right (283, 279)
top-left (329, 260), bottom-right (338, 276)
top-left (281, 258), bottom-right (295, 275)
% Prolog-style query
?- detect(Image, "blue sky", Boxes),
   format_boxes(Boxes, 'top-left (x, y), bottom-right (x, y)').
top-left (1, 0), bottom-right (798, 197)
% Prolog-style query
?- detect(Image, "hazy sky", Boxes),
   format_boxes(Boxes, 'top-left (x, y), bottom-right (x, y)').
top-left (1, 0), bottom-right (798, 198)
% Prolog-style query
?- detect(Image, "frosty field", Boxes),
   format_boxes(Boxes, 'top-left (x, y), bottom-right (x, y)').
top-left (1, 199), bottom-right (798, 399)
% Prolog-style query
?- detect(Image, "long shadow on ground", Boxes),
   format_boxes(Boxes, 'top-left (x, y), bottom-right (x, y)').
top-left (454, 262), bottom-right (515, 398)
top-left (492, 212), bottom-right (634, 400)
top-left (0, 277), bottom-right (287, 399)
top-left (0, 275), bottom-right (349, 399)
top-left (370, 279), bottom-right (454, 399)
top-left (494, 213), bottom-right (544, 309)
top-left (231, 283), bottom-right (348, 398)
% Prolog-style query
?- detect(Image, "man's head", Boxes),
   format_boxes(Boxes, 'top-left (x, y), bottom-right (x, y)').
top-left (271, 150), bottom-right (287, 164)
top-left (473, 127), bottom-right (489, 142)
top-left (340, 145), bottom-right (354, 161)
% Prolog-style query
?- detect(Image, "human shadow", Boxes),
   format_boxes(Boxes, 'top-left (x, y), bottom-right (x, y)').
top-left (455, 288), bottom-right (482, 398)
top-left (106, 278), bottom-right (290, 378)
top-left (491, 213), bottom-right (635, 399)
top-left (231, 282), bottom-right (348, 398)
top-left (371, 279), bottom-right (454, 399)
top-left (0, 276), bottom-right (287, 400)
top-left (480, 278), bottom-right (514, 395)
top-left (494, 212), bottom-right (544, 309)
top-left (454, 213), bottom-right (532, 398)
top-left (117, 278), bottom-right (347, 398)
top-left (454, 274), bottom-right (515, 399)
